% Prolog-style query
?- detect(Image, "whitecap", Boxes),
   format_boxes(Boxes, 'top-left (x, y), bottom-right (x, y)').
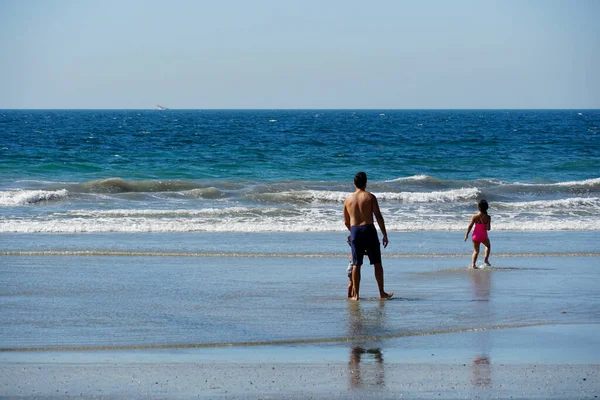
top-left (384, 175), bottom-right (437, 183)
top-left (375, 188), bottom-right (480, 203)
top-left (0, 189), bottom-right (69, 206)
top-left (253, 188), bottom-right (479, 204)
top-left (494, 197), bottom-right (600, 210)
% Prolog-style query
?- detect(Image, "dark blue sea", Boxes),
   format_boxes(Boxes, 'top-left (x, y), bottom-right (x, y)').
top-left (1, 109), bottom-right (599, 233)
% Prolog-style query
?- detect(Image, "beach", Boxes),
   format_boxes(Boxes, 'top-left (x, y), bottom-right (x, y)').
top-left (1, 231), bottom-right (599, 398)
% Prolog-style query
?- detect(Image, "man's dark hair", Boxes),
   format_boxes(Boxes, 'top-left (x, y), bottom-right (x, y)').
top-left (354, 172), bottom-right (367, 189)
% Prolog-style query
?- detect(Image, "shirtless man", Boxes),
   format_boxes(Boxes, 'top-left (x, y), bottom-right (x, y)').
top-left (343, 172), bottom-right (393, 301)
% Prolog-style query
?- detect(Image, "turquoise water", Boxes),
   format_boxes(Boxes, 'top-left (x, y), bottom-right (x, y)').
top-left (1, 109), bottom-right (599, 233)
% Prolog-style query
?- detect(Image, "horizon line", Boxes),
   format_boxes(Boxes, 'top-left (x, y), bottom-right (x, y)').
top-left (1, 108), bottom-right (598, 111)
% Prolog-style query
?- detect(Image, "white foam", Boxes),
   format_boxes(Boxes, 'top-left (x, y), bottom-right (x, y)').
top-left (66, 207), bottom-right (274, 217)
top-left (375, 188), bottom-right (480, 203)
top-left (0, 189), bottom-right (69, 206)
top-left (552, 177), bottom-right (600, 188)
top-left (384, 175), bottom-right (436, 183)
top-left (258, 187), bottom-right (479, 204)
top-left (254, 190), bottom-right (349, 203)
top-left (497, 197), bottom-right (600, 210)
top-left (511, 177), bottom-right (600, 189)
top-left (4, 209), bottom-right (599, 233)
top-left (184, 187), bottom-right (224, 199)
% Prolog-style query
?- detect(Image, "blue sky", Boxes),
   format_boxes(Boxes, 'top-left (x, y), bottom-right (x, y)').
top-left (1, 0), bottom-right (598, 109)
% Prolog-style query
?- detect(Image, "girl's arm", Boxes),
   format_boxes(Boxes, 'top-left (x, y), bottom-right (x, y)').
top-left (487, 216), bottom-right (491, 231)
top-left (464, 215), bottom-right (476, 241)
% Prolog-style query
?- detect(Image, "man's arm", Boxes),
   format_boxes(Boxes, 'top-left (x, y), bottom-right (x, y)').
top-left (343, 199), bottom-right (351, 231)
top-left (372, 195), bottom-right (388, 248)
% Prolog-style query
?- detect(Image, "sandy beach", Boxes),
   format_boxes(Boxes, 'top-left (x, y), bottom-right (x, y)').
top-left (2, 325), bottom-right (599, 399)
top-left (1, 231), bottom-right (599, 398)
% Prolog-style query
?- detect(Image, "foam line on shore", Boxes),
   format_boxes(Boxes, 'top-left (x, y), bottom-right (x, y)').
top-left (1, 250), bottom-right (598, 258)
top-left (0, 322), bottom-right (557, 352)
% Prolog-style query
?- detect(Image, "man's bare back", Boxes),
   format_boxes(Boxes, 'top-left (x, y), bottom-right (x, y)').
top-left (344, 190), bottom-right (376, 227)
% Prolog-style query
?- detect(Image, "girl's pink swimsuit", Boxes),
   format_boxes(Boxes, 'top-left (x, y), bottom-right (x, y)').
top-left (472, 216), bottom-right (488, 243)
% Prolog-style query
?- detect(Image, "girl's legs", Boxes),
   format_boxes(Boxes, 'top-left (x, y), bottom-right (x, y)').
top-left (482, 238), bottom-right (491, 266)
top-left (351, 264), bottom-right (361, 301)
top-left (471, 240), bottom-right (481, 268)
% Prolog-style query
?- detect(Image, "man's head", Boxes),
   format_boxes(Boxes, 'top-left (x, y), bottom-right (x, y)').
top-left (354, 172), bottom-right (367, 190)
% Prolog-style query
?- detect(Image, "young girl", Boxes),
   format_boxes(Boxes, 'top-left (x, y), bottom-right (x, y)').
top-left (464, 199), bottom-right (492, 269)
top-left (346, 235), bottom-right (367, 298)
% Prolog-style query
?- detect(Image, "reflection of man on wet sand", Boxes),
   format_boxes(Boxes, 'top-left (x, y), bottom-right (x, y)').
top-left (346, 302), bottom-right (386, 389)
top-left (343, 172), bottom-right (393, 301)
top-left (472, 355), bottom-right (491, 387)
top-left (349, 346), bottom-right (384, 388)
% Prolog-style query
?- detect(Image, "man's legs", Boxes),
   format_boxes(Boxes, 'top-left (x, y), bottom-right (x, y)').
top-left (374, 262), bottom-right (393, 299)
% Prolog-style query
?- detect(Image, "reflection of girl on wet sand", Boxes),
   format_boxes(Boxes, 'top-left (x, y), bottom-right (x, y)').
top-left (470, 257), bottom-right (492, 388)
top-left (464, 199), bottom-right (492, 269)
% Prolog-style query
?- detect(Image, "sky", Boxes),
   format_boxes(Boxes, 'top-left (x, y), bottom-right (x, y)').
top-left (0, 0), bottom-right (598, 109)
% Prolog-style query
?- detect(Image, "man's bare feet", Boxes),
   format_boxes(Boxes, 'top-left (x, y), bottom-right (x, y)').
top-left (350, 295), bottom-right (359, 301)
top-left (380, 292), bottom-right (394, 300)
top-left (484, 261), bottom-right (492, 267)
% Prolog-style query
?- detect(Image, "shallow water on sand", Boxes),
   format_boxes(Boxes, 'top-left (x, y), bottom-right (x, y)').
top-left (1, 232), bottom-right (598, 350)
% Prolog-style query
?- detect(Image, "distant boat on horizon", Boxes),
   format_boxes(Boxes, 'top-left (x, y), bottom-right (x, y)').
top-left (153, 105), bottom-right (169, 110)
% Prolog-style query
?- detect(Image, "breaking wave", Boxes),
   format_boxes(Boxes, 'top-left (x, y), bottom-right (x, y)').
top-left (0, 189), bottom-right (69, 206)
top-left (496, 197), bottom-right (600, 210)
top-left (252, 188), bottom-right (480, 204)
top-left (1, 176), bottom-right (599, 233)
top-left (74, 178), bottom-right (203, 193)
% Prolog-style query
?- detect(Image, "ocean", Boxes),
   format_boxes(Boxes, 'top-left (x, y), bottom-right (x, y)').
top-left (1, 109), bottom-right (599, 353)
top-left (1, 109), bottom-right (599, 234)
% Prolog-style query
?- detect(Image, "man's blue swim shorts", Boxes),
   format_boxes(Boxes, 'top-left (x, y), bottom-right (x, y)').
top-left (350, 224), bottom-right (382, 266)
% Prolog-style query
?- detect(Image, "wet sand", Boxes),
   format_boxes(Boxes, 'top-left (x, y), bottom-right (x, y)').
top-left (2, 325), bottom-right (599, 399)
top-left (1, 231), bottom-right (599, 398)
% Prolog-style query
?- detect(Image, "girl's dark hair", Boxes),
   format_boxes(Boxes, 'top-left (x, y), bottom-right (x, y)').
top-left (478, 199), bottom-right (489, 214)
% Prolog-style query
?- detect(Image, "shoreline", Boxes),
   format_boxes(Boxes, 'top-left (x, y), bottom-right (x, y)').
top-left (0, 321), bottom-right (593, 353)
top-left (1, 230), bottom-right (599, 256)
top-left (2, 324), bottom-right (598, 399)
